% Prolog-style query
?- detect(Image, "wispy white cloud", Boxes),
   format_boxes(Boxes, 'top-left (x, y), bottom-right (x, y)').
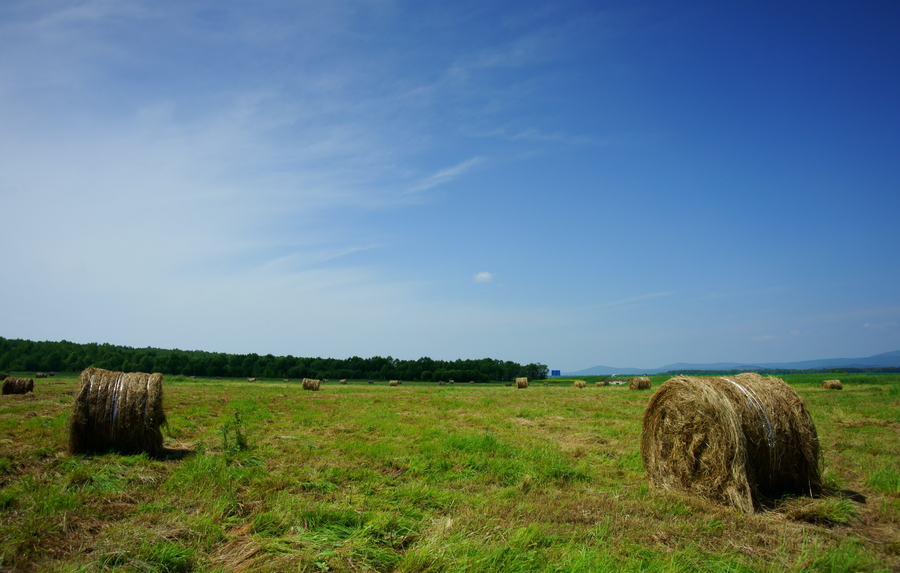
top-left (606, 292), bottom-right (673, 306)
top-left (863, 322), bottom-right (898, 330)
top-left (473, 272), bottom-right (495, 284)
top-left (407, 157), bottom-right (484, 194)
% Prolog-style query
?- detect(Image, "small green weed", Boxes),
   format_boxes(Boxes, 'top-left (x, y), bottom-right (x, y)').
top-left (220, 409), bottom-right (249, 453)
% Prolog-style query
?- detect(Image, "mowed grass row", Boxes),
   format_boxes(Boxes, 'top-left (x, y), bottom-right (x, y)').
top-left (0, 374), bottom-right (898, 572)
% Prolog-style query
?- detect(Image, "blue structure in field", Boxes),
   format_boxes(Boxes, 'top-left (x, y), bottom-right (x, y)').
top-left (551, 370), bottom-right (561, 377)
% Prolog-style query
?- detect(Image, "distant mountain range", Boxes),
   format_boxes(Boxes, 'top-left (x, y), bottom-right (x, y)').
top-left (562, 350), bottom-right (900, 376)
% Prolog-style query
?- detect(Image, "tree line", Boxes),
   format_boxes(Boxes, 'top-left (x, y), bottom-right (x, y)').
top-left (0, 337), bottom-right (549, 382)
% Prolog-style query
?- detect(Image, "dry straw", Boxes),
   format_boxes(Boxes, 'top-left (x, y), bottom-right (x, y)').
top-left (302, 378), bottom-right (321, 391)
top-left (340, 379), bottom-right (347, 385)
top-left (2, 377), bottom-right (34, 395)
top-left (69, 367), bottom-right (166, 455)
top-left (641, 373), bottom-right (821, 512)
top-left (515, 377), bottom-right (529, 389)
top-left (595, 380), bottom-right (608, 387)
top-left (573, 380), bottom-right (587, 388)
top-left (389, 380), bottom-right (400, 387)
top-left (822, 379), bottom-right (843, 390)
top-left (629, 376), bottom-right (651, 390)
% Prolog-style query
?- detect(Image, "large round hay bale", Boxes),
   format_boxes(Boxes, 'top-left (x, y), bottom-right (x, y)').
top-left (629, 376), bottom-right (651, 390)
top-left (573, 380), bottom-right (587, 389)
top-left (822, 379), bottom-right (842, 390)
top-left (389, 380), bottom-right (399, 387)
top-left (641, 373), bottom-right (821, 512)
top-left (515, 377), bottom-right (529, 389)
top-left (2, 377), bottom-right (34, 395)
top-left (69, 367), bottom-right (166, 455)
top-left (595, 380), bottom-right (608, 387)
top-left (302, 378), bottom-right (320, 391)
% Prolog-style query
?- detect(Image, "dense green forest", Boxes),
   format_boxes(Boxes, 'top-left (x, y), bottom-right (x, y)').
top-left (0, 337), bottom-right (549, 382)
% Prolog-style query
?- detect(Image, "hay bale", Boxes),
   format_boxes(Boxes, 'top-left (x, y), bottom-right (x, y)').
top-left (515, 377), bottom-right (529, 389)
top-left (595, 381), bottom-right (608, 387)
top-left (302, 378), bottom-right (320, 391)
top-left (640, 373), bottom-right (821, 512)
top-left (368, 380), bottom-right (374, 384)
top-left (573, 380), bottom-right (587, 389)
top-left (822, 379), bottom-right (842, 390)
top-left (389, 380), bottom-right (399, 387)
top-left (35, 372), bottom-right (48, 379)
top-left (340, 379), bottom-right (347, 385)
top-left (438, 381), bottom-right (445, 386)
top-left (629, 376), bottom-right (651, 390)
top-left (470, 380), bottom-right (475, 384)
top-left (0, 373), bottom-right (9, 381)
top-left (247, 377), bottom-right (258, 382)
top-left (2, 377), bottom-right (34, 395)
top-left (69, 367), bottom-right (166, 455)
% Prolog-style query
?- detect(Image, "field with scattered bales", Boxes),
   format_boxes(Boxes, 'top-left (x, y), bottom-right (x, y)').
top-left (1, 373), bottom-right (899, 572)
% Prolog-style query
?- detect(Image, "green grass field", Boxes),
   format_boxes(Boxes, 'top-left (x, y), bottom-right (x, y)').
top-left (1, 373), bottom-right (898, 572)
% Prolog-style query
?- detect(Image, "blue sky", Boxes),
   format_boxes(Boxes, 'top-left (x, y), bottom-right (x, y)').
top-left (1, 1), bottom-right (898, 371)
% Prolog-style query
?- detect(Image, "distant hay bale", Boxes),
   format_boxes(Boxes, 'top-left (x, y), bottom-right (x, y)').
top-left (35, 372), bottom-right (48, 379)
top-left (69, 367), bottom-right (166, 455)
top-left (470, 380), bottom-right (475, 384)
top-left (822, 379), bottom-right (843, 390)
top-left (438, 381), bottom-right (445, 386)
top-left (640, 373), bottom-right (821, 512)
top-left (283, 378), bottom-right (290, 382)
top-left (247, 377), bottom-right (258, 382)
top-left (595, 381), bottom-right (608, 387)
top-left (515, 377), bottom-right (529, 389)
top-left (368, 380), bottom-right (374, 384)
top-left (629, 376), bottom-right (651, 390)
top-left (389, 380), bottom-right (399, 387)
top-left (2, 377), bottom-right (34, 395)
top-left (340, 379), bottom-right (347, 385)
top-left (302, 378), bottom-right (320, 391)
top-left (0, 373), bottom-right (9, 381)
top-left (573, 380), bottom-right (587, 389)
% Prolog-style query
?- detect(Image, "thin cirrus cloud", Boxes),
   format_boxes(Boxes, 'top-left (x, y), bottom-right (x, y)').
top-left (473, 272), bottom-right (495, 284)
top-left (407, 157), bottom-right (485, 194)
